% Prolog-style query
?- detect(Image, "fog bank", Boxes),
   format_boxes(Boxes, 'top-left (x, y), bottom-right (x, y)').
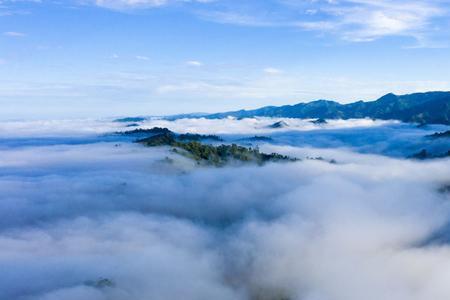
top-left (0, 118), bottom-right (449, 300)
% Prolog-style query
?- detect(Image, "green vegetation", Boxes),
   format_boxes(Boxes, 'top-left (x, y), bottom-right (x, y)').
top-left (118, 127), bottom-right (172, 136)
top-left (242, 136), bottom-right (273, 141)
top-left (117, 127), bottom-right (222, 142)
top-left (137, 132), bottom-right (176, 146)
top-left (177, 133), bottom-right (223, 142)
top-left (137, 132), bottom-right (298, 166)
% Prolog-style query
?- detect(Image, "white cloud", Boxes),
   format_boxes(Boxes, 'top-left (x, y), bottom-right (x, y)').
top-left (186, 60), bottom-right (203, 67)
top-left (197, 10), bottom-right (279, 27)
top-left (135, 55), bottom-right (149, 60)
top-left (3, 31), bottom-right (26, 37)
top-left (87, 0), bottom-right (449, 45)
top-left (195, 0), bottom-right (449, 45)
top-left (95, 0), bottom-right (170, 9)
top-left (314, 0), bottom-right (445, 42)
top-left (0, 0), bottom-right (39, 17)
top-left (154, 73), bottom-right (450, 105)
top-left (94, 0), bottom-right (213, 10)
top-left (263, 67), bottom-right (282, 75)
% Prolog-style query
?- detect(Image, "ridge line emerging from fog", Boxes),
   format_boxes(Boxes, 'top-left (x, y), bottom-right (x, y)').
top-left (200, 91), bottom-right (450, 126)
top-left (161, 91), bottom-right (450, 126)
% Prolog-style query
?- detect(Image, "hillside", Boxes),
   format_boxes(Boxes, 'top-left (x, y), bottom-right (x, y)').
top-left (136, 132), bottom-right (297, 166)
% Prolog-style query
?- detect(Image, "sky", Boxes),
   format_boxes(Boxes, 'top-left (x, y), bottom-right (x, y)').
top-left (1, 0), bottom-right (450, 119)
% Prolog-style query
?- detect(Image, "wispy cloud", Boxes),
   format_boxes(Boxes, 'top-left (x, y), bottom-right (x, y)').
top-left (263, 67), bottom-right (283, 75)
top-left (186, 60), bottom-right (203, 67)
top-left (154, 73), bottom-right (450, 105)
top-left (197, 10), bottom-right (280, 27)
top-left (0, 0), bottom-right (37, 16)
top-left (95, 0), bottom-right (170, 9)
top-left (196, 0), bottom-right (450, 46)
top-left (3, 31), bottom-right (26, 37)
top-left (135, 55), bottom-right (149, 61)
top-left (295, 0), bottom-right (447, 43)
top-left (94, 0), bottom-right (213, 10)
top-left (86, 0), bottom-right (449, 46)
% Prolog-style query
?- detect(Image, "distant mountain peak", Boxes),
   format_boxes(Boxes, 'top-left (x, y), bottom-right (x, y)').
top-left (374, 93), bottom-right (398, 103)
top-left (309, 99), bottom-right (336, 104)
top-left (196, 91), bottom-right (450, 125)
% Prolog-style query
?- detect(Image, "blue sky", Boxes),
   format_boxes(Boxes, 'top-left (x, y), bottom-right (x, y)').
top-left (1, 0), bottom-right (450, 119)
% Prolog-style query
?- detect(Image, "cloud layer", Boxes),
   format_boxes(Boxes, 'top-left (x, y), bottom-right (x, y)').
top-left (1, 117), bottom-right (448, 157)
top-left (0, 118), bottom-right (449, 299)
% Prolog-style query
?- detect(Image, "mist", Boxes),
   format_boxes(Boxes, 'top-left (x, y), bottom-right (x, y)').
top-left (0, 118), bottom-right (449, 300)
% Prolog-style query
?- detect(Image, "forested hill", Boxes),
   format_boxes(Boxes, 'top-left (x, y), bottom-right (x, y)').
top-left (205, 92), bottom-right (450, 125)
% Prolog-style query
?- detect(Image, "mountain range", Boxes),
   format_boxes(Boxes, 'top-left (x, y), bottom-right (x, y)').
top-left (204, 92), bottom-right (450, 125)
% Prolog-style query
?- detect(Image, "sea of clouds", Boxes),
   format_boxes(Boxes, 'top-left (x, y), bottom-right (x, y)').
top-left (1, 117), bottom-right (448, 157)
top-left (0, 117), bottom-right (449, 300)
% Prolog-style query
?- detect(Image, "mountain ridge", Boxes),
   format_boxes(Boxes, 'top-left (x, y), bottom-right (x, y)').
top-left (203, 91), bottom-right (450, 125)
